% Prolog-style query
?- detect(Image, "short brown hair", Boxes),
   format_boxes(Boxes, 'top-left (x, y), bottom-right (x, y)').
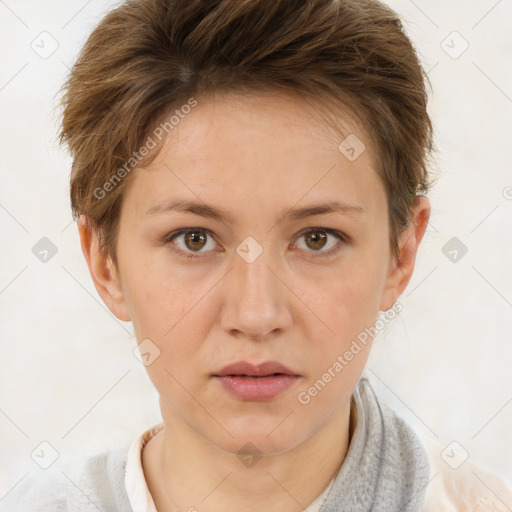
top-left (58, 0), bottom-right (436, 269)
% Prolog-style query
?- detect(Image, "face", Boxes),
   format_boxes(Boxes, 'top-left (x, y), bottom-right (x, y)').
top-left (82, 90), bottom-right (427, 456)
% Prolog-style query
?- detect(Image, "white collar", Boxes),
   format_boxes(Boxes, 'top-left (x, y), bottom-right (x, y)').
top-left (124, 422), bottom-right (335, 512)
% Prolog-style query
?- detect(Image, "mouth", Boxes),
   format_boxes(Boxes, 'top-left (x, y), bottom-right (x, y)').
top-left (212, 361), bottom-right (299, 378)
top-left (212, 361), bottom-right (301, 401)
top-left (222, 374), bottom-right (288, 379)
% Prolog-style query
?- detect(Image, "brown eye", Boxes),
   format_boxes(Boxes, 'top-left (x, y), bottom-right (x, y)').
top-left (165, 228), bottom-right (217, 256)
top-left (294, 228), bottom-right (346, 256)
top-left (184, 230), bottom-right (208, 251)
top-left (304, 230), bottom-right (328, 250)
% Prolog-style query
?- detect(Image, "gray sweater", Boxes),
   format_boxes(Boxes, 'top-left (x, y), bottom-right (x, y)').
top-left (0, 376), bottom-right (430, 511)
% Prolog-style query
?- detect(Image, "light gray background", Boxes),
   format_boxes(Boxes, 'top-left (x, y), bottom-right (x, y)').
top-left (1, 0), bottom-right (511, 500)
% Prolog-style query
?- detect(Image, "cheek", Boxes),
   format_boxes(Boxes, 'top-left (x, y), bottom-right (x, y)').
top-left (126, 268), bottom-right (219, 385)
top-left (120, 251), bottom-right (200, 336)
top-left (297, 279), bottom-right (378, 415)
top-left (301, 260), bottom-right (384, 381)
top-left (315, 263), bottom-right (383, 337)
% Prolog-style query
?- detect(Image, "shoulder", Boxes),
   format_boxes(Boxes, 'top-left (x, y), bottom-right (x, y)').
top-left (0, 471), bottom-right (66, 512)
top-left (0, 447), bottom-right (132, 512)
top-left (417, 433), bottom-right (512, 512)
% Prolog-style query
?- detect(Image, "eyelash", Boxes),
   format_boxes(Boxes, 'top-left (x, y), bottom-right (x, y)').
top-left (163, 227), bottom-right (348, 260)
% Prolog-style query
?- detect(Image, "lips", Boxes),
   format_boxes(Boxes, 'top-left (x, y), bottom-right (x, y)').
top-left (213, 361), bottom-right (299, 378)
top-left (212, 361), bottom-right (300, 401)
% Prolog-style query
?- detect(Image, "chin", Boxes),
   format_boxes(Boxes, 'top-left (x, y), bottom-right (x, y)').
top-left (201, 415), bottom-right (311, 457)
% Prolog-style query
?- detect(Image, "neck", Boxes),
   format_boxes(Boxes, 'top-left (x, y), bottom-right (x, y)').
top-left (142, 399), bottom-right (353, 512)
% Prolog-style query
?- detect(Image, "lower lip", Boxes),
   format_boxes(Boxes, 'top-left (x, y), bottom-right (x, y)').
top-left (213, 375), bottom-right (300, 401)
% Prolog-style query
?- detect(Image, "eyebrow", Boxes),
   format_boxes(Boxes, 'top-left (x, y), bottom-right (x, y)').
top-left (145, 199), bottom-right (366, 223)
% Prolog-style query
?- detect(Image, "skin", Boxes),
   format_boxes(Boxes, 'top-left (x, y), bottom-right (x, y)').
top-left (78, 90), bottom-right (430, 511)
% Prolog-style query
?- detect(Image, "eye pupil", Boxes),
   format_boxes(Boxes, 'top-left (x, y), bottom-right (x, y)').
top-left (170, 227), bottom-right (342, 258)
top-left (305, 231), bottom-right (327, 250)
top-left (185, 230), bottom-right (207, 251)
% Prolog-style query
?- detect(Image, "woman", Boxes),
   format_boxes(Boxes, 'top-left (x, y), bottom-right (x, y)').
top-left (3, 0), bottom-right (511, 510)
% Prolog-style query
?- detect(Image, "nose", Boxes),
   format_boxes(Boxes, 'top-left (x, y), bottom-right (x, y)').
top-left (219, 246), bottom-right (292, 341)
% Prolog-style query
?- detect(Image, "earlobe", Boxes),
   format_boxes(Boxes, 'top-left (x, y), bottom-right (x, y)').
top-left (379, 197), bottom-right (431, 311)
top-left (77, 215), bottom-right (131, 322)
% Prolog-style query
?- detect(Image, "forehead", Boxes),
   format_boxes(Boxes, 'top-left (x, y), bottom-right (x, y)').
top-left (153, 90), bottom-right (371, 164)
top-left (122, 90), bottom-right (385, 222)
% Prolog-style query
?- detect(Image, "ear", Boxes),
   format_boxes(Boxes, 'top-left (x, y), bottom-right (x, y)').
top-left (77, 215), bottom-right (131, 322)
top-left (379, 196), bottom-right (431, 311)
